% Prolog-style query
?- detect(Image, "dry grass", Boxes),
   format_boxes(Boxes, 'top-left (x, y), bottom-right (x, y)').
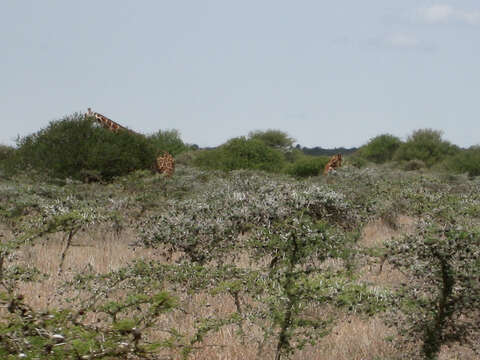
top-left (359, 215), bottom-right (416, 249)
top-left (5, 216), bottom-right (475, 359)
top-left (358, 216), bottom-right (416, 288)
top-left (293, 316), bottom-right (398, 360)
top-left (15, 226), bottom-right (161, 309)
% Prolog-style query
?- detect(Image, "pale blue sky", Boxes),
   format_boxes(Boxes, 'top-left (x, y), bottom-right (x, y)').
top-left (1, 1), bottom-right (479, 148)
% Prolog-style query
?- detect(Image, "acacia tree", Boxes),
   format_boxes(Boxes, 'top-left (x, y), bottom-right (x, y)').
top-left (248, 129), bottom-right (295, 151)
top-left (386, 224), bottom-right (480, 359)
top-left (394, 129), bottom-right (459, 167)
top-left (358, 134), bottom-right (402, 164)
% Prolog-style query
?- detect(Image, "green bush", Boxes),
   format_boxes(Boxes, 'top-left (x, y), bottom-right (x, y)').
top-left (358, 134), bottom-right (402, 164)
top-left (0, 145), bottom-right (16, 177)
top-left (283, 148), bottom-right (304, 163)
top-left (347, 155), bottom-right (368, 169)
top-left (0, 144), bottom-right (15, 161)
top-left (14, 113), bottom-right (157, 181)
top-left (248, 129), bottom-right (295, 151)
top-left (394, 129), bottom-right (459, 167)
top-left (443, 146), bottom-right (480, 177)
top-left (194, 137), bottom-right (286, 172)
top-left (287, 156), bottom-right (329, 178)
top-left (147, 129), bottom-right (190, 156)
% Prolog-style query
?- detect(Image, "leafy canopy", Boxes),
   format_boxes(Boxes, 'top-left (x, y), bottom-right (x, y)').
top-left (358, 134), bottom-right (402, 164)
top-left (394, 129), bottom-right (459, 167)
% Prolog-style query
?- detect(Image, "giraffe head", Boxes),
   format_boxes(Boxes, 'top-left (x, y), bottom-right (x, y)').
top-left (323, 154), bottom-right (343, 175)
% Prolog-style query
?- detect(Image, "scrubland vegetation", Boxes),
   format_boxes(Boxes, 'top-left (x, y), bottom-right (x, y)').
top-left (0, 113), bottom-right (479, 359)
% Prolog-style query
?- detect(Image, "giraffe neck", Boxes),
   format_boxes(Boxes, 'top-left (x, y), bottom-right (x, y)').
top-left (87, 108), bottom-right (131, 133)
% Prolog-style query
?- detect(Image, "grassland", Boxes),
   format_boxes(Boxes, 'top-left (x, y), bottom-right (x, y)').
top-left (1, 164), bottom-right (479, 359)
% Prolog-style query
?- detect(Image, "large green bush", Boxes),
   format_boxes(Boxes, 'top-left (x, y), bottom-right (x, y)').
top-left (14, 113), bottom-right (157, 181)
top-left (147, 129), bottom-right (190, 156)
top-left (358, 134), bottom-right (402, 164)
top-left (0, 145), bottom-right (16, 177)
top-left (286, 156), bottom-right (329, 178)
top-left (0, 144), bottom-right (15, 161)
top-left (443, 146), bottom-right (480, 177)
top-left (194, 137), bottom-right (286, 172)
top-left (394, 129), bottom-right (459, 167)
top-left (248, 129), bottom-right (295, 151)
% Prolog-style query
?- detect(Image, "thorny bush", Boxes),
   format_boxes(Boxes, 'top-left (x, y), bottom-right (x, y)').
top-left (385, 223), bottom-right (480, 359)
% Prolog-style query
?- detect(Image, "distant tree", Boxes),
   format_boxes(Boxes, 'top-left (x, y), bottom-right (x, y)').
top-left (301, 146), bottom-right (358, 157)
top-left (14, 113), bottom-right (156, 181)
top-left (0, 144), bottom-right (15, 162)
top-left (0, 144), bottom-right (16, 176)
top-left (443, 146), bottom-right (480, 177)
top-left (358, 134), bottom-right (402, 164)
top-left (394, 129), bottom-right (459, 167)
top-left (286, 156), bottom-right (329, 178)
top-left (248, 130), bottom-right (295, 151)
top-left (147, 129), bottom-right (189, 156)
top-left (194, 136), bottom-right (285, 172)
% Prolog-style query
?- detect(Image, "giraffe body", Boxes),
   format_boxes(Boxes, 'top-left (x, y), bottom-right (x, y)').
top-left (323, 154), bottom-right (343, 175)
top-left (155, 152), bottom-right (175, 177)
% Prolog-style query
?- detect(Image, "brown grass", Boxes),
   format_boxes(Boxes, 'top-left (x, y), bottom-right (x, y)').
top-left (358, 216), bottom-right (416, 288)
top-left (359, 215), bottom-right (416, 249)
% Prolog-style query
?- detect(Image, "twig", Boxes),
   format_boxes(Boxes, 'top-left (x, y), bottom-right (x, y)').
top-left (58, 228), bottom-right (79, 275)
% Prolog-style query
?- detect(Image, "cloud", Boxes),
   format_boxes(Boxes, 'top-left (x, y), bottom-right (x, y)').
top-left (418, 4), bottom-right (453, 23)
top-left (417, 4), bottom-right (480, 25)
top-left (459, 10), bottom-right (480, 25)
top-left (367, 34), bottom-right (435, 52)
top-left (388, 33), bottom-right (420, 48)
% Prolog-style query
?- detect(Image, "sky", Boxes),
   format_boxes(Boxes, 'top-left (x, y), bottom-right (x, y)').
top-left (1, 1), bottom-right (479, 149)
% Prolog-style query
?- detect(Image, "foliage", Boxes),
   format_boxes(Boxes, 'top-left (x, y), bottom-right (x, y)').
top-left (0, 290), bottom-right (177, 359)
top-left (358, 134), bottom-right (402, 164)
top-left (347, 154), bottom-right (368, 169)
top-left (139, 170), bottom-right (355, 262)
top-left (386, 225), bottom-right (480, 359)
top-left (442, 146), bottom-right (480, 177)
top-left (248, 129), bottom-right (295, 151)
top-left (0, 145), bottom-right (16, 176)
top-left (193, 137), bottom-right (286, 172)
top-left (0, 179), bottom-right (181, 359)
top-left (286, 156), bottom-right (329, 178)
top-left (300, 146), bottom-right (358, 157)
top-left (147, 129), bottom-right (191, 156)
top-left (394, 129), bottom-right (459, 167)
top-left (2, 159), bottom-right (480, 358)
top-left (12, 113), bottom-right (157, 181)
top-left (248, 217), bottom-right (364, 360)
top-left (0, 144), bottom-right (15, 162)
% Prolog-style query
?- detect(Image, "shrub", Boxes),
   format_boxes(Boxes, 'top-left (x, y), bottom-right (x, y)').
top-left (403, 159), bottom-right (426, 171)
top-left (14, 113), bottom-right (157, 181)
top-left (394, 129), bottom-right (459, 167)
top-left (248, 129), bottom-right (295, 151)
top-left (443, 146), bottom-right (480, 177)
top-left (347, 155), bottom-right (368, 169)
top-left (0, 144), bottom-right (15, 161)
top-left (287, 156), bottom-right (329, 178)
top-left (386, 225), bottom-right (480, 359)
top-left (147, 129), bottom-right (190, 156)
top-left (358, 134), bottom-right (402, 164)
top-left (174, 150), bottom-right (199, 166)
top-left (194, 137), bottom-right (286, 172)
top-left (0, 145), bottom-right (16, 176)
